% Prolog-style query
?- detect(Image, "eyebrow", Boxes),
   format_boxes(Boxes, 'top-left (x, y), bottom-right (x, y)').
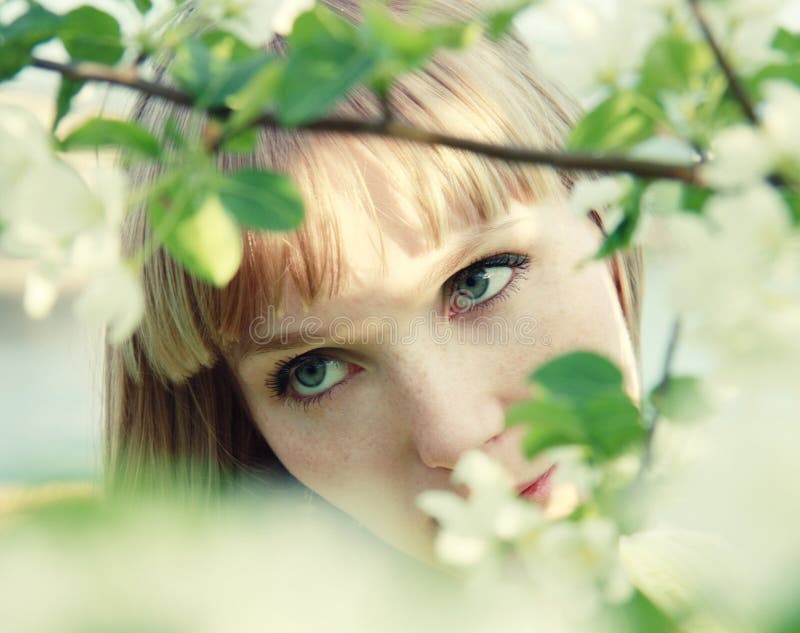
top-left (236, 217), bottom-right (528, 367)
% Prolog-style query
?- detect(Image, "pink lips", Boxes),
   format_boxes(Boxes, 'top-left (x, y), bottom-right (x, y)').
top-left (517, 464), bottom-right (557, 503)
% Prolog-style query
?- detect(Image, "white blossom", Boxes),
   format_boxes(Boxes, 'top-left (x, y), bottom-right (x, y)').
top-left (73, 261), bottom-right (145, 344)
top-left (759, 80), bottom-right (800, 164)
top-left (417, 450), bottom-right (544, 567)
top-left (700, 125), bottom-right (776, 190)
top-left (518, 0), bottom-right (666, 100)
top-left (0, 105), bottom-right (145, 339)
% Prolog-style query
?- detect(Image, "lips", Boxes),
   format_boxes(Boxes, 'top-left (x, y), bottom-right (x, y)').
top-left (516, 464), bottom-right (557, 503)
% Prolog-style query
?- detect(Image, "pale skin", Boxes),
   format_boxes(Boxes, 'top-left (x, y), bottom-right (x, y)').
top-left (232, 153), bottom-right (640, 561)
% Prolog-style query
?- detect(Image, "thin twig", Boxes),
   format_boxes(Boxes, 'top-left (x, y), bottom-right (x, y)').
top-left (638, 318), bottom-right (682, 478)
top-left (689, 0), bottom-right (758, 125)
top-left (30, 56), bottom-right (702, 184)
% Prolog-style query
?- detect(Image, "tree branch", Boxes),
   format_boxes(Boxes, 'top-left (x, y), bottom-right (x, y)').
top-left (30, 56), bottom-right (702, 185)
top-left (689, 0), bottom-right (758, 125)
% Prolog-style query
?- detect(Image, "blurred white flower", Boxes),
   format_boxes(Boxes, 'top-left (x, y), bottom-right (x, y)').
top-left (417, 450), bottom-right (544, 567)
top-left (703, 0), bottom-right (789, 74)
top-left (0, 105), bottom-right (144, 339)
top-left (187, 0), bottom-right (314, 47)
top-left (519, 0), bottom-right (666, 100)
top-left (701, 125), bottom-right (776, 190)
top-left (657, 183), bottom-right (800, 365)
top-left (760, 80), bottom-right (800, 164)
top-left (73, 261), bottom-right (145, 344)
top-left (619, 529), bottom-right (742, 633)
top-left (22, 266), bottom-right (60, 320)
top-left (521, 517), bottom-right (633, 614)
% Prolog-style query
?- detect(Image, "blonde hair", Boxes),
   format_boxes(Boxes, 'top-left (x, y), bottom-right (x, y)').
top-left (104, 0), bottom-right (644, 495)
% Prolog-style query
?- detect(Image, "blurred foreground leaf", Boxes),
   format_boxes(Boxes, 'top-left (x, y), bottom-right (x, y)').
top-left (507, 352), bottom-right (643, 460)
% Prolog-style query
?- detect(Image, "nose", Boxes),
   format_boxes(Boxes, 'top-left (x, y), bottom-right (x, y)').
top-left (394, 348), bottom-right (531, 471)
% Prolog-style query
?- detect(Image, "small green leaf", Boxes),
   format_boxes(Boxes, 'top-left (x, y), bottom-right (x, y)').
top-left (222, 128), bottom-right (258, 154)
top-left (153, 194), bottom-right (243, 287)
top-left (593, 181), bottom-right (645, 259)
top-left (171, 35), bottom-right (273, 107)
top-left (772, 27), bottom-right (800, 56)
top-left (650, 375), bottom-right (711, 422)
top-left (218, 169), bottom-right (305, 231)
top-left (362, 3), bottom-right (481, 94)
top-left (133, 0), bottom-right (154, 15)
top-left (531, 351), bottom-right (624, 404)
top-left (522, 410), bottom-right (587, 458)
top-left (277, 5), bottom-right (379, 125)
top-left (746, 63), bottom-right (800, 96)
top-left (568, 91), bottom-right (661, 152)
top-left (510, 351), bottom-right (643, 460)
top-left (613, 591), bottom-right (675, 633)
top-left (581, 392), bottom-right (643, 458)
top-left (681, 184), bottom-right (712, 214)
top-left (60, 6), bottom-right (124, 64)
top-left (781, 188), bottom-right (800, 225)
top-left (225, 59), bottom-right (285, 130)
top-left (61, 118), bottom-right (161, 158)
top-left (640, 34), bottom-right (714, 95)
top-left (0, 5), bottom-right (63, 81)
top-left (53, 77), bottom-right (85, 132)
top-left (506, 397), bottom-right (580, 428)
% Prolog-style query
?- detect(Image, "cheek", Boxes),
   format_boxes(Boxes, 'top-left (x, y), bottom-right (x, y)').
top-left (244, 387), bottom-right (406, 498)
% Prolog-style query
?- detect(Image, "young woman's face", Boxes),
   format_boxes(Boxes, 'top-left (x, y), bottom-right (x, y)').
top-left (233, 160), bottom-right (640, 560)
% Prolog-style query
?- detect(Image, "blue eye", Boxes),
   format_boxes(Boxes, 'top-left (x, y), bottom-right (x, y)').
top-left (266, 353), bottom-right (357, 407)
top-left (290, 358), bottom-right (349, 396)
top-left (448, 253), bottom-right (529, 314)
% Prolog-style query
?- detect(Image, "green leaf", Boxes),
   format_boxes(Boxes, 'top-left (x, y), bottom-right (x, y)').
top-left (362, 3), bottom-right (481, 94)
top-left (133, 0), bottom-right (153, 15)
top-left (277, 5), bottom-right (379, 125)
top-left (152, 194), bottom-right (243, 287)
top-left (60, 6), bottom-right (124, 64)
top-left (680, 184), bottom-right (712, 214)
top-left (218, 169), bottom-right (305, 231)
top-left (531, 351), bottom-right (624, 403)
top-left (60, 118), bottom-right (161, 158)
top-left (781, 188), bottom-right (800, 226)
top-left (613, 591), bottom-right (675, 633)
top-left (0, 5), bottom-right (63, 81)
top-left (650, 375), bottom-right (711, 423)
top-left (568, 91), bottom-right (661, 152)
top-left (580, 392), bottom-right (643, 458)
top-left (222, 128), bottom-right (258, 154)
top-left (506, 397), bottom-right (580, 428)
top-left (509, 351), bottom-right (643, 460)
top-left (521, 405), bottom-right (587, 457)
top-left (640, 34), bottom-right (714, 96)
top-left (171, 35), bottom-right (273, 107)
top-left (53, 77), bottom-right (85, 132)
top-left (772, 27), bottom-right (800, 56)
top-left (225, 59), bottom-right (285, 130)
top-left (746, 63), bottom-right (800, 96)
top-left (593, 181), bottom-right (645, 259)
